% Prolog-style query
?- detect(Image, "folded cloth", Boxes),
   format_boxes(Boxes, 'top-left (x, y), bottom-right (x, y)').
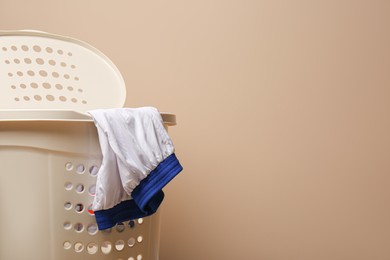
top-left (88, 107), bottom-right (183, 230)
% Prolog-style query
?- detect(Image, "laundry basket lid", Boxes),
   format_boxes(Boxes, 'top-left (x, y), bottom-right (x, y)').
top-left (0, 30), bottom-right (126, 112)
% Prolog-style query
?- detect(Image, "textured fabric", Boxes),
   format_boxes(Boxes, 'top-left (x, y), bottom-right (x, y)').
top-left (94, 190), bottom-right (165, 230)
top-left (132, 153), bottom-right (183, 213)
top-left (94, 153), bottom-right (182, 230)
top-left (88, 107), bottom-right (175, 212)
top-left (88, 107), bottom-right (183, 230)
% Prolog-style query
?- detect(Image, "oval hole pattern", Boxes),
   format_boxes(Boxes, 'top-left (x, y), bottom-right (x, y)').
top-left (2, 45), bottom-right (87, 105)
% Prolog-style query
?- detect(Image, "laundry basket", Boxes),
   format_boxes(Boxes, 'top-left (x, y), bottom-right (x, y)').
top-left (0, 30), bottom-right (177, 260)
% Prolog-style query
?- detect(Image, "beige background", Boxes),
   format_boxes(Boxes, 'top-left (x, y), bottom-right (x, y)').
top-left (1, 0), bottom-right (390, 259)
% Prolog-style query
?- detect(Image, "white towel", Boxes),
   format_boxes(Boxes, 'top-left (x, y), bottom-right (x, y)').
top-left (88, 107), bottom-right (175, 211)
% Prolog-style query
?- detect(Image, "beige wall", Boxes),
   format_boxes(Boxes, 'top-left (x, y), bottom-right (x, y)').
top-left (2, 0), bottom-right (390, 259)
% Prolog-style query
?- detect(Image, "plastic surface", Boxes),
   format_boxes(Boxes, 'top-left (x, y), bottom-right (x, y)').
top-left (0, 30), bottom-right (126, 112)
top-left (0, 30), bottom-right (174, 260)
top-left (0, 120), bottom-right (168, 260)
top-left (0, 109), bottom-right (177, 125)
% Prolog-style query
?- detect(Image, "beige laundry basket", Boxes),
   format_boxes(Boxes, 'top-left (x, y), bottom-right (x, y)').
top-left (0, 30), bottom-right (176, 260)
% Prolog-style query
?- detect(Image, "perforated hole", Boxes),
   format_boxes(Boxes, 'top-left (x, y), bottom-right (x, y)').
top-left (74, 223), bottom-right (84, 232)
top-left (87, 224), bottom-right (98, 235)
top-left (127, 221), bottom-right (135, 229)
top-left (75, 203), bottom-right (84, 213)
top-left (63, 222), bottom-right (72, 230)
top-left (64, 202), bottom-right (72, 210)
top-left (34, 95), bottom-right (42, 101)
top-left (68, 52), bottom-right (72, 56)
top-left (137, 236), bottom-right (143, 243)
top-left (36, 58), bottom-right (44, 65)
top-left (55, 84), bottom-right (63, 90)
top-left (87, 243), bottom-right (98, 254)
top-left (63, 241), bottom-right (71, 250)
top-left (46, 95), bottom-right (55, 101)
top-left (137, 254), bottom-right (143, 260)
top-left (11, 45), bottom-right (17, 51)
top-left (78, 88), bottom-right (83, 93)
top-left (58, 49), bottom-right (64, 55)
top-left (64, 74), bottom-right (70, 79)
top-left (11, 85), bottom-right (16, 89)
top-left (24, 58), bottom-right (32, 64)
top-left (127, 238), bottom-right (135, 247)
top-left (101, 241), bottom-right (112, 254)
top-left (116, 223), bottom-right (125, 232)
top-left (27, 70), bottom-right (34, 76)
top-left (75, 184), bottom-right (84, 193)
top-left (115, 240), bottom-right (125, 251)
top-left (49, 60), bottom-right (56, 66)
top-left (138, 218), bottom-right (143, 224)
top-left (71, 98), bottom-right (78, 103)
top-left (71, 65), bottom-right (76, 69)
top-left (128, 257), bottom-right (135, 260)
top-left (46, 47), bottom-right (53, 53)
top-left (14, 58), bottom-right (20, 64)
top-left (52, 72), bottom-right (59, 78)
top-left (59, 96), bottom-right (67, 102)
top-left (33, 45), bottom-right (41, 52)
top-left (39, 70), bottom-right (48, 77)
top-left (8, 73), bottom-right (13, 77)
top-left (5, 60), bottom-right (10, 64)
top-left (89, 165), bottom-right (99, 176)
top-left (75, 77), bottom-right (79, 81)
top-left (42, 82), bottom-right (51, 89)
top-left (76, 164), bottom-right (85, 174)
top-left (21, 45), bottom-right (28, 51)
top-left (65, 162), bottom-right (73, 171)
top-left (14, 97), bottom-right (20, 101)
top-left (17, 71), bottom-right (23, 76)
top-left (2, 47), bottom-right (7, 51)
top-left (64, 182), bottom-right (73, 190)
top-left (20, 84), bottom-right (27, 89)
top-left (23, 96), bottom-right (30, 101)
top-left (82, 100), bottom-right (87, 104)
top-left (88, 184), bottom-right (96, 196)
top-left (74, 242), bottom-right (84, 253)
top-left (61, 62), bottom-right (67, 67)
top-left (31, 82), bottom-right (38, 88)
top-left (67, 86), bottom-right (74, 91)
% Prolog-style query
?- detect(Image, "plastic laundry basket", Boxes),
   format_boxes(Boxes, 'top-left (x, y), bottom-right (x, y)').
top-left (0, 30), bottom-right (177, 260)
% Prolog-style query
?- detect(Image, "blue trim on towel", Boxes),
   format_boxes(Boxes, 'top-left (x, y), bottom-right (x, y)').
top-left (132, 153), bottom-right (183, 213)
top-left (94, 153), bottom-right (183, 230)
top-left (94, 191), bottom-right (164, 230)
